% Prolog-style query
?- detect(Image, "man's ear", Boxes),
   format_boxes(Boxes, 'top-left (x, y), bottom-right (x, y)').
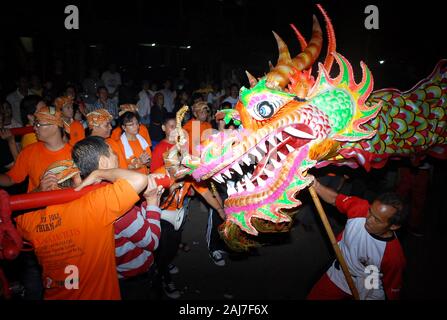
top-left (162, 124), bottom-right (166, 132)
top-left (98, 155), bottom-right (109, 169)
top-left (389, 224), bottom-right (401, 232)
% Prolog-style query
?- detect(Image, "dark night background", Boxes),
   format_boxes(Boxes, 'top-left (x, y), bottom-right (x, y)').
top-left (0, 0), bottom-right (446, 93)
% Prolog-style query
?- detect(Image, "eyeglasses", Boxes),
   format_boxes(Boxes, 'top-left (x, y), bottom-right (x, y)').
top-left (33, 122), bottom-right (53, 128)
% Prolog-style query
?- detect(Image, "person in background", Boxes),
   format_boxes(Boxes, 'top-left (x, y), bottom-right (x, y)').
top-left (54, 96), bottom-right (85, 146)
top-left (149, 92), bottom-right (168, 148)
top-left (6, 75), bottom-right (32, 126)
top-left (86, 86), bottom-right (119, 121)
top-left (29, 75), bottom-right (43, 97)
top-left (160, 79), bottom-right (176, 113)
top-left (221, 83), bottom-right (239, 108)
top-left (19, 95), bottom-right (45, 149)
top-left (136, 80), bottom-right (152, 126)
top-left (150, 115), bottom-right (177, 172)
top-left (182, 101), bottom-right (213, 155)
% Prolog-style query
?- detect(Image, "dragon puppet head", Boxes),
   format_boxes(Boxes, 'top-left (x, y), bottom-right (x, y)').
top-left (174, 5), bottom-right (382, 250)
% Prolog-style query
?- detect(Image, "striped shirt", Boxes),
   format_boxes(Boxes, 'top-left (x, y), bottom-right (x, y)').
top-left (114, 203), bottom-right (161, 279)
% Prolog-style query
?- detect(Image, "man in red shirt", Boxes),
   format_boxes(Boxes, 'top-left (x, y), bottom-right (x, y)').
top-left (307, 179), bottom-right (407, 300)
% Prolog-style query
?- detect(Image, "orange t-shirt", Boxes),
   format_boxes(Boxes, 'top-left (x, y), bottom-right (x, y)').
top-left (21, 131), bottom-right (38, 149)
top-left (106, 138), bottom-right (127, 171)
top-left (182, 119), bottom-right (213, 155)
top-left (154, 167), bottom-right (209, 211)
top-left (116, 137), bottom-right (152, 175)
top-left (15, 179), bottom-right (140, 300)
top-left (111, 125), bottom-right (152, 147)
top-left (68, 120), bottom-right (86, 146)
top-left (6, 142), bottom-right (73, 192)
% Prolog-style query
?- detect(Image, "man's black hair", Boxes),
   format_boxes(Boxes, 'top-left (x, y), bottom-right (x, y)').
top-left (119, 111), bottom-right (140, 127)
top-left (96, 86), bottom-right (108, 94)
top-left (375, 192), bottom-right (408, 226)
top-left (72, 136), bottom-right (111, 178)
top-left (20, 95), bottom-right (43, 125)
top-left (163, 113), bottom-right (176, 125)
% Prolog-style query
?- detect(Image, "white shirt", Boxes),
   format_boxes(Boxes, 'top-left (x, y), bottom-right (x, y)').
top-left (101, 71), bottom-right (122, 94)
top-left (6, 89), bottom-right (32, 126)
top-left (222, 96), bottom-right (238, 108)
top-left (136, 90), bottom-right (152, 118)
top-left (160, 89), bottom-right (176, 113)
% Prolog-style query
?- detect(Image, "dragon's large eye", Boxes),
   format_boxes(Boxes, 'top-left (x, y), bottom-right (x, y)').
top-left (252, 99), bottom-right (284, 120)
top-left (255, 101), bottom-right (274, 118)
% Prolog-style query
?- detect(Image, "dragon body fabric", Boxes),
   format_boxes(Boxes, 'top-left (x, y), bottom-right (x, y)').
top-left (175, 5), bottom-right (447, 251)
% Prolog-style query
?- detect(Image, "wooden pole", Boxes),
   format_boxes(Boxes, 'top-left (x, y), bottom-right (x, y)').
top-left (308, 185), bottom-right (360, 300)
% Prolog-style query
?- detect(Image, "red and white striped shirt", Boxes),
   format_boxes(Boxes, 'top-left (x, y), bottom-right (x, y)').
top-left (114, 203), bottom-right (161, 279)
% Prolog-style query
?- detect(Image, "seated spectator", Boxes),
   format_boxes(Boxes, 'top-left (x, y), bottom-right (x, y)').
top-left (116, 111), bottom-right (152, 174)
top-left (55, 96), bottom-right (85, 146)
top-left (110, 104), bottom-right (152, 144)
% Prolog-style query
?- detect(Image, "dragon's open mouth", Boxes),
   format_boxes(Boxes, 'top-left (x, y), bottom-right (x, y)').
top-left (208, 123), bottom-right (316, 204)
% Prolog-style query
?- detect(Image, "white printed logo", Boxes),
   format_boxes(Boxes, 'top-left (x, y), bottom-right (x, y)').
top-left (64, 5), bottom-right (79, 30)
top-left (364, 265), bottom-right (380, 289)
top-left (364, 5), bottom-right (379, 30)
top-left (64, 265), bottom-right (79, 290)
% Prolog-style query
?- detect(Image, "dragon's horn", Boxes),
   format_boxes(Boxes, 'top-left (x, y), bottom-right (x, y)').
top-left (291, 15), bottom-right (323, 71)
top-left (316, 4), bottom-right (336, 73)
top-left (290, 23), bottom-right (308, 51)
top-left (265, 31), bottom-right (294, 89)
top-left (268, 60), bottom-right (274, 71)
top-left (245, 71), bottom-right (258, 88)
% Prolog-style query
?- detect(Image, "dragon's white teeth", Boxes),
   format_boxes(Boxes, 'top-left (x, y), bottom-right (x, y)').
top-left (270, 158), bottom-right (281, 169)
top-left (264, 168), bottom-right (275, 178)
top-left (268, 136), bottom-right (277, 147)
top-left (250, 148), bottom-right (263, 161)
top-left (245, 178), bottom-right (255, 192)
top-left (284, 127), bottom-right (315, 139)
top-left (232, 162), bottom-right (243, 175)
top-left (213, 173), bottom-right (224, 184)
top-left (236, 181), bottom-right (245, 193)
top-left (247, 172), bottom-right (253, 179)
top-left (286, 144), bottom-right (295, 153)
top-left (257, 177), bottom-right (266, 187)
top-left (223, 169), bottom-right (232, 179)
top-left (276, 132), bottom-right (284, 142)
top-left (242, 155), bottom-right (252, 166)
top-left (278, 151), bottom-right (287, 161)
top-left (258, 142), bottom-right (268, 153)
top-left (227, 185), bottom-right (237, 196)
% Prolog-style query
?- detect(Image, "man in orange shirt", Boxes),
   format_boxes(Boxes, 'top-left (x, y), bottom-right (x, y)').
top-left (0, 106), bottom-right (72, 192)
top-left (182, 101), bottom-right (213, 156)
top-left (55, 96), bottom-right (85, 146)
top-left (15, 136), bottom-right (157, 300)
